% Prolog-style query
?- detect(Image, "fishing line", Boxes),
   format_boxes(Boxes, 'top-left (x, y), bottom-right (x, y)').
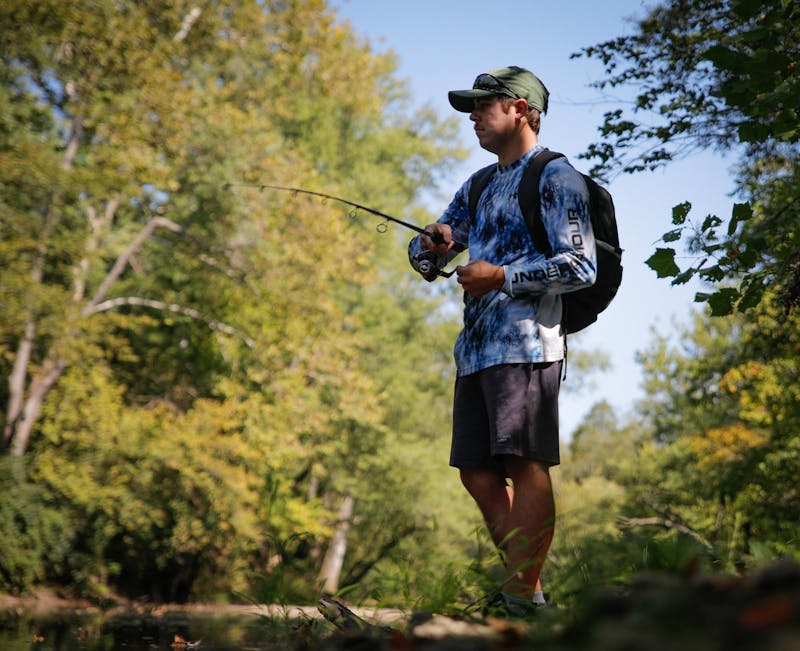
top-left (225, 183), bottom-right (438, 240)
top-left (223, 182), bottom-right (464, 278)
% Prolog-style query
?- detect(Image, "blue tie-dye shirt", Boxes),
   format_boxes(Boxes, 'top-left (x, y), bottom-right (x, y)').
top-left (409, 146), bottom-right (596, 376)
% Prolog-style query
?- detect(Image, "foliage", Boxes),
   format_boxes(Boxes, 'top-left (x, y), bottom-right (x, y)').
top-left (632, 299), bottom-right (799, 569)
top-left (541, 292), bottom-right (799, 602)
top-left (576, 0), bottom-right (800, 313)
top-left (0, 458), bottom-right (74, 593)
top-left (0, 0), bottom-right (469, 601)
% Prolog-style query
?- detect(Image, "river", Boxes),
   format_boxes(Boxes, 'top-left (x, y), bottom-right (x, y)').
top-left (0, 603), bottom-right (329, 650)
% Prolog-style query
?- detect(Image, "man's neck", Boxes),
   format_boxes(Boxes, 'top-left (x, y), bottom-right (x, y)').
top-left (497, 130), bottom-right (539, 168)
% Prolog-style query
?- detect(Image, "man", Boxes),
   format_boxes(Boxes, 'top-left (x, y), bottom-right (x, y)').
top-left (408, 66), bottom-right (597, 615)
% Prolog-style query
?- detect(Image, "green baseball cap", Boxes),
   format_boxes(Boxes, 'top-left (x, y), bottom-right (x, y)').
top-left (448, 66), bottom-right (550, 114)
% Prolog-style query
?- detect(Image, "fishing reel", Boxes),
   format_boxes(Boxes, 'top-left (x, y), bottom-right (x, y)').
top-left (413, 250), bottom-right (456, 281)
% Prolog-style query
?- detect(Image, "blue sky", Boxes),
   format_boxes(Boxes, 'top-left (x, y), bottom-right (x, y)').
top-left (332, 0), bottom-right (739, 437)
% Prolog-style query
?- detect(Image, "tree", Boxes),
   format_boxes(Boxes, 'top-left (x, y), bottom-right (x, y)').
top-left (1, 0), bottom-right (260, 455)
top-left (632, 299), bottom-right (799, 567)
top-left (546, 299), bottom-right (798, 593)
top-left (548, 402), bottom-right (642, 594)
top-left (0, 0), bottom-right (467, 599)
top-left (575, 0), bottom-right (800, 314)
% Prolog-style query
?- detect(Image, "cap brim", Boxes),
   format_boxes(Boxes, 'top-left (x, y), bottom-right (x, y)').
top-left (448, 89), bottom-right (494, 112)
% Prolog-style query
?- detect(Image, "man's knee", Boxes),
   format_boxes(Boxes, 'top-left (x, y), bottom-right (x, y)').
top-left (459, 467), bottom-right (507, 501)
top-left (503, 455), bottom-right (551, 485)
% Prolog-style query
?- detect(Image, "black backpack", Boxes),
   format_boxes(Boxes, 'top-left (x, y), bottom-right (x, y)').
top-left (468, 150), bottom-right (623, 334)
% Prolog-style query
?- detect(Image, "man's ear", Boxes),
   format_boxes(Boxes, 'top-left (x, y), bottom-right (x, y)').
top-left (514, 98), bottom-right (530, 120)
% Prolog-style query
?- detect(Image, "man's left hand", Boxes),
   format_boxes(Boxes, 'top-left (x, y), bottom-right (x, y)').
top-left (456, 260), bottom-right (505, 297)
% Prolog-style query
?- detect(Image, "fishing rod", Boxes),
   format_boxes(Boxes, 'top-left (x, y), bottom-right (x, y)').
top-left (224, 183), bottom-right (464, 279)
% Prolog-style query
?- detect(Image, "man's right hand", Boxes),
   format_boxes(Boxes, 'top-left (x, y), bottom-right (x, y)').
top-left (421, 223), bottom-right (454, 258)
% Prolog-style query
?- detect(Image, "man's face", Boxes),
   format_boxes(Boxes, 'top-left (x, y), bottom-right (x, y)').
top-left (469, 96), bottom-right (518, 154)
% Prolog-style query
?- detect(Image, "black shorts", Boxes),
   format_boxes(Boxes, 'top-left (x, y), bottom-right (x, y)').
top-left (450, 362), bottom-right (562, 474)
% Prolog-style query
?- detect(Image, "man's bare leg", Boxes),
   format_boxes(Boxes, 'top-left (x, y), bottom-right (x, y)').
top-left (501, 456), bottom-right (554, 599)
top-left (460, 463), bottom-right (552, 598)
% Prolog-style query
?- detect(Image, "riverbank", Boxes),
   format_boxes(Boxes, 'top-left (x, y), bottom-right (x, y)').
top-left (0, 589), bottom-right (512, 650)
top-left (3, 560), bottom-right (800, 650)
top-left (0, 587), bottom-right (406, 624)
top-left (0, 588), bottom-right (534, 649)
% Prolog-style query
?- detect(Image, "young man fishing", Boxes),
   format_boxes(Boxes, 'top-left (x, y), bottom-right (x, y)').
top-left (408, 66), bottom-right (597, 616)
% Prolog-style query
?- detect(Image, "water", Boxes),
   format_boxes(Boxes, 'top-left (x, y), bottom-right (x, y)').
top-left (0, 609), bottom-right (305, 651)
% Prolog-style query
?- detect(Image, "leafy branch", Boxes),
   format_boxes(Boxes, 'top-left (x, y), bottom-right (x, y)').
top-left (87, 296), bottom-right (254, 348)
top-left (644, 199), bottom-right (785, 315)
top-left (581, 0), bottom-right (800, 315)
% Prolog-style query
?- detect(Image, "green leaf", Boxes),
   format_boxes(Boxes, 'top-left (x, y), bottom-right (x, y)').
top-left (738, 120), bottom-right (769, 143)
top-left (704, 45), bottom-right (741, 71)
top-left (701, 243), bottom-right (725, 255)
top-left (728, 202), bottom-right (753, 235)
top-left (701, 264), bottom-right (726, 282)
top-left (671, 202), bottom-right (692, 225)
top-left (662, 228), bottom-right (683, 243)
top-left (738, 248), bottom-right (759, 270)
top-left (646, 248), bottom-right (680, 278)
top-left (775, 125), bottom-right (800, 143)
top-left (707, 288), bottom-right (740, 316)
top-left (671, 268), bottom-right (695, 286)
top-left (737, 279), bottom-right (765, 311)
top-left (701, 214), bottom-right (722, 231)
top-left (730, 0), bottom-right (766, 20)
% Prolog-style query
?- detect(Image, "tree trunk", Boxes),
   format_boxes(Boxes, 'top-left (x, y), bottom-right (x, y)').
top-left (3, 116), bottom-right (79, 454)
top-left (2, 211), bottom-right (212, 455)
top-left (3, 322), bottom-right (35, 447)
top-left (9, 355), bottom-right (66, 457)
top-left (318, 495), bottom-right (355, 595)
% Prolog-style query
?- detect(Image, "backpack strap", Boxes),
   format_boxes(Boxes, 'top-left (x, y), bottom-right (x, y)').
top-left (517, 150), bottom-right (565, 257)
top-left (467, 164), bottom-right (498, 223)
top-left (518, 150), bottom-right (569, 381)
top-left (467, 152), bottom-right (567, 258)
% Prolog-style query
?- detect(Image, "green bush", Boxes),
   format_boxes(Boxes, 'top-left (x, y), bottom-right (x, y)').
top-left (0, 458), bottom-right (74, 593)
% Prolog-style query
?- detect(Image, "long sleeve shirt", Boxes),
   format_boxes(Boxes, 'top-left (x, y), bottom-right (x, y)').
top-left (409, 146), bottom-right (596, 376)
